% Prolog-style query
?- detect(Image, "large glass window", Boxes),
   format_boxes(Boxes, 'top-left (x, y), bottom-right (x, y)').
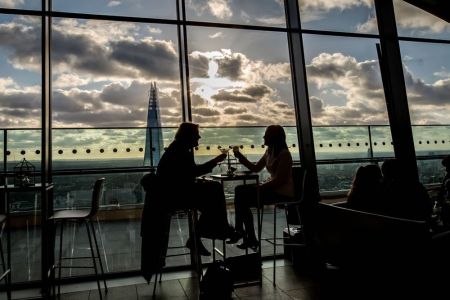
top-left (0, 14), bottom-right (42, 284)
top-left (51, 18), bottom-right (182, 169)
top-left (187, 27), bottom-right (299, 165)
top-left (400, 41), bottom-right (450, 183)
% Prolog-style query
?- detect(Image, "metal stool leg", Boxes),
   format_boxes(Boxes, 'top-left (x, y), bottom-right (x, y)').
top-left (85, 221), bottom-right (103, 300)
top-left (0, 232), bottom-right (11, 300)
top-left (90, 221), bottom-right (108, 293)
top-left (273, 206), bottom-right (276, 286)
top-left (57, 221), bottom-right (64, 297)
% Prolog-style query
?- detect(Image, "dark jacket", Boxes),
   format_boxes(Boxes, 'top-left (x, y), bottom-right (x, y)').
top-left (156, 140), bottom-right (217, 210)
top-left (140, 140), bottom-right (217, 282)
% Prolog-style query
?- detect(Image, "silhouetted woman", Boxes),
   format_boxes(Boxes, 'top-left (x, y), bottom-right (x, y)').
top-left (346, 164), bottom-right (382, 213)
top-left (229, 125), bottom-right (294, 250)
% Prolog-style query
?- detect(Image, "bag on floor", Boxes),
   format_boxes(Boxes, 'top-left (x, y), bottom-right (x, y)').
top-left (199, 260), bottom-right (233, 300)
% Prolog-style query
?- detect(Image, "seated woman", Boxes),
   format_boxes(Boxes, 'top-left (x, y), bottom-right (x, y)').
top-left (345, 164), bottom-right (383, 213)
top-left (229, 125), bottom-right (295, 250)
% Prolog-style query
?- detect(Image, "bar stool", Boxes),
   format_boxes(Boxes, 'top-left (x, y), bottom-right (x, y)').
top-left (152, 209), bottom-right (202, 298)
top-left (0, 214), bottom-right (11, 300)
top-left (259, 166), bottom-right (307, 286)
top-left (50, 178), bottom-right (108, 299)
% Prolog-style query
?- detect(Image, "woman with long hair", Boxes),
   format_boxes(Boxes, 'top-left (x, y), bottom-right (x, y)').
top-left (229, 125), bottom-right (295, 250)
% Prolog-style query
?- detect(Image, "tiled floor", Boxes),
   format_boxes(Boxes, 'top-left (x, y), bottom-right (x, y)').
top-left (4, 258), bottom-right (446, 300)
top-left (57, 261), bottom-right (320, 300)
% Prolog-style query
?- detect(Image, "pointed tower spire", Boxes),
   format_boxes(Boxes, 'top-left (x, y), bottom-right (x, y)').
top-left (144, 82), bottom-right (164, 166)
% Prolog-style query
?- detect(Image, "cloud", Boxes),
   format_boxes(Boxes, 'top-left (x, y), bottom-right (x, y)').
top-left (223, 107), bottom-right (247, 114)
top-left (357, 1), bottom-right (450, 34)
top-left (189, 52), bottom-right (210, 78)
top-left (217, 52), bottom-right (244, 80)
top-left (110, 38), bottom-right (178, 80)
top-left (0, 0), bottom-right (23, 8)
top-left (149, 27), bottom-right (162, 34)
top-left (212, 89), bottom-right (259, 103)
top-left (306, 52), bottom-right (388, 125)
top-left (0, 20), bottom-right (41, 71)
top-left (187, 0), bottom-right (232, 19)
top-left (192, 106), bottom-right (221, 117)
top-left (51, 81), bottom-right (182, 127)
top-left (208, 31), bottom-right (224, 39)
top-left (107, 1), bottom-right (121, 7)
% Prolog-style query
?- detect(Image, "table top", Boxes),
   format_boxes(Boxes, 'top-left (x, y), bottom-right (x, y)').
top-left (210, 172), bottom-right (259, 181)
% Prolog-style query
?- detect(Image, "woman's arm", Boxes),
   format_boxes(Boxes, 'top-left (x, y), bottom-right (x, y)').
top-left (234, 151), bottom-right (266, 173)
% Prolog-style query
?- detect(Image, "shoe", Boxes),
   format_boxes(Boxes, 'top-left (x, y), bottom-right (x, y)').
top-left (226, 230), bottom-right (244, 244)
top-left (236, 239), bottom-right (259, 251)
top-left (186, 238), bottom-right (211, 256)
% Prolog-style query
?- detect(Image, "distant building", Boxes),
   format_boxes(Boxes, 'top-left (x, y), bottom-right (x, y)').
top-left (144, 82), bottom-right (164, 166)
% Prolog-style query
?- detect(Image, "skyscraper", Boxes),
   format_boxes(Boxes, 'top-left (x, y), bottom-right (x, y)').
top-left (144, 82), bottom-right (164, 166)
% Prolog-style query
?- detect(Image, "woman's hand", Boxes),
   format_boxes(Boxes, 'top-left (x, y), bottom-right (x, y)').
top-left (232, 146), bottom-right (243, 159)
top-left (214, 153), bottom-right (227, 164)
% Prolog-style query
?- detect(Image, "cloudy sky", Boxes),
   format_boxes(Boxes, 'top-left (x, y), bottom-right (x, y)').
top-left (1, 0), bottom-right (450, 159)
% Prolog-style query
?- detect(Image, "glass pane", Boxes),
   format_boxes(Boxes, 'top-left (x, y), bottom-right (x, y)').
top-left (303, 34), bottom-right (391, 191)
top-left (317, 162), bottom-right (367, 193)
top-left (400, 42), bottom-right (450, 183)
top-left (52, 0), bottom-right (176, 19)
top-left (0, 15), bottom-right (41, 128)
top-left (400, 42), bottom-right (450, 125)
top-left (7, 129), bottom-right (41, 172)
top-left (299, 0), bottom-right (378, 34)
top-left (313, 126), bottom-right (372, 160)
top-left (370, 125), bottom-right (394, 158)
top-left (412, 126), bottom-right (450, 157)
top-left (53, 172), bottom-right (145, 276)
top-left (10, 190), bottom-right (42, 283)
top-left (186, 0), bottom-right (286, 27)
top-left (394, 0), bottom-right (450, 40)
top-left (51, 18), bottom-right (182, 129)
top-left (417, 158), bottom-right (445, 185)
top-left (187, 27), bottom-right (299, 159)
top-left (0, 0), bottom-right (40, 10)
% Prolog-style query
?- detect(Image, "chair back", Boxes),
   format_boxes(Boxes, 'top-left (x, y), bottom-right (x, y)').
top-left (292, 166), bottom-right (306, 204)
top-left (88, 178), bottom-right (105, 218)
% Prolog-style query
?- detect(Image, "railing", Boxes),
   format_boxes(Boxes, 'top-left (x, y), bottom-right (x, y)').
top-left (2, 125), bottom-right (449, 203)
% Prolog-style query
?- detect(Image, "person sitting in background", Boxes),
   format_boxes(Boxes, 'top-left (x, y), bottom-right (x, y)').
top-left (436, 156), bottom-right (450, 228)
top-left (345, 164), bottom-right (383, 213)
top-left (379, 158), bottom-right (432, 222)
top-left (228, 125), bottom-right (295, 250)
top-left (156, 122), bottom-right (237, 256)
